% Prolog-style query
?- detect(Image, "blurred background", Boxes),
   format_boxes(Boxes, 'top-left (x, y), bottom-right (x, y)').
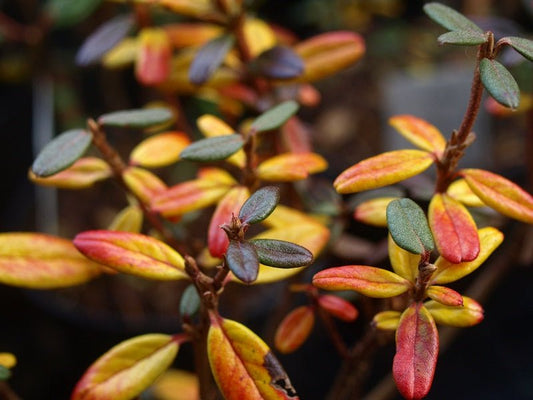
top-left (1, 0), bottom-right (533, 398)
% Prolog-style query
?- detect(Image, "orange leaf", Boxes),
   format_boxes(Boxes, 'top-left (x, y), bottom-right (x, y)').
top-left (73, 231), bottom-right (187, 280)
top-left (197, 114), bottom-right (245, 167)
top-left (256, 153), bottom-right (327, 182)
top-left (275, 306), bottom-right (315, 354)
top-left (123, 167), bottom-right (167, 204)
top-left (389, 115), bottom-right (446, 156)
top-left (292, 31), bottom-right (365, 83)
top-left (28, 157), bottom-right (111, 189)
top-left (136, 28), bottom-right (172, 86)
top-left (446, 179), bottom-right (485, 207)
top-left (150, 369), bottom-right (199, 400)
top-left (130, 132), bottom-right (190, 168)
top-left (425, 296), bottom-right (484, 327)
top-left (158, 0), bottom-right (215, 18)
top-left (429, 193), bottom-right (479, 263)
top-left (372, 310), bottom-right (401, 331)
top-left (0, 233), bottom-right (102, 288)
top-left (72, 334), bottom-right (180, 400)
top-left (208, 186), bottom-right (249, 258)
top-left (334, 150), bottom-right (434, 194)
top-left (431, 227), bottom-right (503, 284)
top-left (208, 313), bottom-right (299, 400)
top-left (354, 197), bottom-right (398, 227)
top-left (461, 168), bottom-right (533, 223)
top-left (393, 303), bottom-right (438, 400)
top-left (317, 294), bottom-right (358, 322)
top-left (388, 234), bottom-right (420, 283)
top-left (426, 285), bottom-right (463, 306)
top-left (313, 265), bottom-right (412, 298)
top-left (164, 23), bottom-right (222, 48)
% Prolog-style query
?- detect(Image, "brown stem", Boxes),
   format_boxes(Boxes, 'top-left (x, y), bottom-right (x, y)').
top-left (242, 132), bottom-right (259, 190)
top-left (316, 306), bottom-right (349, 358)
top-left (0, 382), bottom-right (21, 400)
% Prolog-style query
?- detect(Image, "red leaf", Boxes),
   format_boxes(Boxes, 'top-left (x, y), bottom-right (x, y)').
top-left (429, 193), bottom-right (479, 263)
top-left (317, 294), bottom-right (358, 322)
top-left (393, 303), bottom-right (439, 400)
top-left (136, 28), bottom-right (172, 86)
top-left (274, 306), bottom-right (315, 354)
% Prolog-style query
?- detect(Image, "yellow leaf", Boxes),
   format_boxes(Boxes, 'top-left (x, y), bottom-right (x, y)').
top-left (208, 313), bottom-right (298, 400)
top-left (103, 38), bottom-right (139, 69)
top-left (388, 234), bottom-right (419, 283)
top-left (28, 157), bottom-right (112, 189)
top-left (0, 353), bottom-right (16, 369)
top-left (389, 115), bottom-right (446, 156)
top-left (425, 296), bottom-right (484, 327)
top-left (197, 167), bottom-right (237, 185)
top-left (334, 149), bottom-right (434, 194)
top-left (151, 369), bottom-right (199, 400)
top-left (446, 179), bottom-right (485, 207)
top-left (256, 153), bottom-right (327, 182)
top-left (243, 18), bottom-right (277, 58)
top-left (262, 204), bottom-right (318, 228)
top-left (431, 227), bottom-right (503, 284)
top-left (130, 131), bottom-right (190, 168)
top-left (72, 334), bottom-right (180, 400)
top-left (197, 114), bottom-right (245, 167)
top-left (0, 233), bottom-right (102, 289)
top-left (164, 23), bottom-right (222, 48)
top-left (372, 310), bottom-right (401, 331)
top-left (123, 166), bottom-right (167, 204)
top-left (108, 205), bottom-right (143, 233)
top-left (159, 0), bottom-right (215, 18)
top-left (354, 197), bottom-right (398, 227)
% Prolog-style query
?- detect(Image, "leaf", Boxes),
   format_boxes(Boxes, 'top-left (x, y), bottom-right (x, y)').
top-left (262, 204), bottom-right (316, 228)
top-left (502, 36), bottom-right (533, 62)
top-left (425, 296), bottom-right (484, 327)
top-left (479, 58), bottom-right (520, 109)
top-left (242, 17), bottom-right (277, 58)
top-left (249, 46), bottom-right (304, 79)
top-left (226, 240), bottom-right (259, 284)
top-left (45, 0), bottom-right (102, 28)
top-left (102, 38), bottom-right (138, 69)
top-left (130, 131), bottom-right (190, 168)
top-left (429, 193), bottom-right (479, 263)
top-left (165, 23), bottom-right (222, 48)
top-left (123, 167), bottom-right (167, 204)
top-left (208, 314), bottom-right (298, 399)
top-left (152, 178), bottom-right (232, 218)
top-left (461, 168), bottom-right (533, 223)
top-left (334, 150), bottom-right (434, 194)
top-left (388, 115), bottom-right (446, 156)
top-left (0, 233), bottom-right (102, 288)
top-left (274, 306), bottom-right (315, 354)
top-left (387, 198), bottom-right (435, 255)
top-left (426, 285), bottom-right (463, 307)
top-left (99, 107), bottom-right (174, 128)
top-left (354, 197), bottom-right (398, 227)
top-left (180, 134), bottom-right (244, 162)
top-left (76, 14), bottom-right (134, 66)
top-left (0, 353), bottom-right (16, 369)
top-left (317, 294), bottom-right (358, 322)
top-left (250, 239), bottom-right (313, 268)
top-left (208, 186), bottom-right (249, 258)
top-left (28, 157), bottom-right (112, 189)
top-left (388, 234), bottom-right (420, 283)
top-left (251, 101), bottom-right (300, 133)
top-left (0, 366), bottom-right (10, 381)
top-left (108, 205), bottom-right (143, 233)
top-left (438, 30), bottom-right (487, 46)
top-left (312, 265), bottom-right (412, 298)
top-left (293, 31), bottom-right (365, 83)
top-left (197, 114), bottom-right (245, 167)
top-left (150, 369), bottom-right (199, 400)
top-left (393, 303), bottom-right (439, 400)
top-left (136, 28), bottom-right (172, 85)
top-left (179, 284), bottom-right (201, 319)
top-left (189, 35), bottom-right (235, 85)
top-left (73, 230), bottom-right (187, 280)
top-left (31, 129), bottom-right (92, 177)
top-left (72, 334), bottom-right (180, 400)
top-left (432, 227), bottom-right (503, 284)
top-left (446, 179), bottom-right (485, 207)
top-left (423, 2), bottom-right (484, 33)
top-left (158, 0), bottom-right (215, 18)
top-left (256, 152), bottom-right (327, 182)
top-left (239, 186), bottom-right (280, 225)
top-left (372, 310), bottom-right (401, 331)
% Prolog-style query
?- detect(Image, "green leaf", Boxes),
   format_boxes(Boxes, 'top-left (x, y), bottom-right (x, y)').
top-left (249, 46), bottom-right (304, 79)
top-left (238, 186), bottom-right (280, 225)
top-left (32, 129), bottom-right (92, 177)
top-left (179, 284), bottom-right (201, 318)
top-left (98, 107), bottom-right (174, 128)
top-left (179, 134), bottom-right (244, 162)
top-left (76, 14), bottom-right (134, 66)
top-left (387, 198), bottom-right (434, 255)
top-left (479, 58), bottom-right (520, 109)
top-left (438, 30), bottom-right (486, 46)
top-left (250, 239), bottom-right (313, 268)
top-left (189, 34), bottom-right (235, 85)
top-left (46, 0), bottom-right (102, 28)
top-left (0, 365), bottom-right (10, 381)
top-left (504, 36), bottom-right (533, 62)
top-left (226, 240), bottom-right (259, 284)
top-left (423, 2), bottom-right (483, 33)
top-left (251, 101), bottom-right (299, 133)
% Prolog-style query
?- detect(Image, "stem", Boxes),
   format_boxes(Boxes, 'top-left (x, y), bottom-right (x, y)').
top-left (0, 382), bottom-right (21, 400)
top-left (316, 306), bottom-right (349, 358)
